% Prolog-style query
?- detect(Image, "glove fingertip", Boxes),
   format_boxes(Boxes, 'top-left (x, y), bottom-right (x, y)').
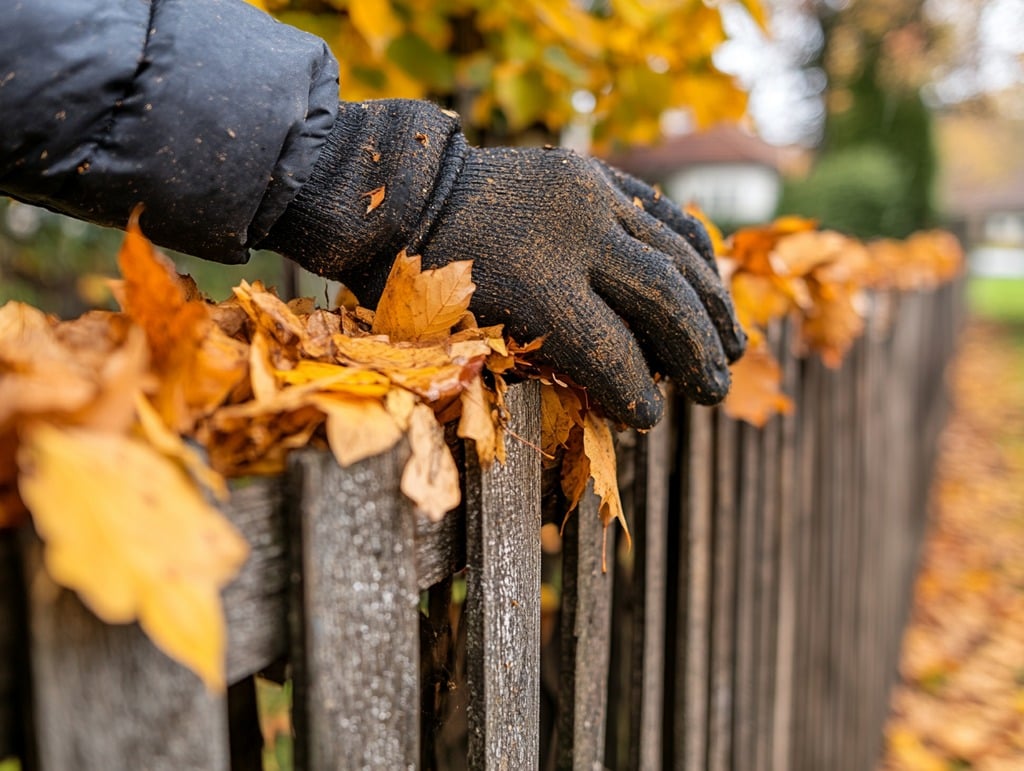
top-left (724, 321), bottom-right (748, 364)
top-left (685, 362), bottom-right (731, 406)
top-left (607, 384), bottom-right (665, 430)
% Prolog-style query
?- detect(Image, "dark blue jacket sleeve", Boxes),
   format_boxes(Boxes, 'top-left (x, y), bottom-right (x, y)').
top-left (0, 0), bottom-right (338, 263)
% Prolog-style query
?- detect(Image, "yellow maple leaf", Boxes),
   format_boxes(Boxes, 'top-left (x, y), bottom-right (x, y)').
top-left (276, 360), bottom-right (391, 397)
top-left (349, 0), bottom-right (403, 56)
top-left (401, 402), bottom-right (461, 521)
top-left (18, 423), bottom-right (248, 690)
top-left (332, 333), bottom-right (484, 402)
top-left (372, 251), bottom-right (475, 343)
top-left (134, 393), bottom-right (229, 501)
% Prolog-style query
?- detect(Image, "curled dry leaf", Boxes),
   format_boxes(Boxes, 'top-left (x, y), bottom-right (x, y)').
top-left (457, 376), bottom-right (503, 466)
top-left (316, 394), bottom-right (404, 468)
top-left (401, 402), bottom-right (461, 521)
top-left (582, 411), bottom-right (632, 567)
top-left (363, 184), bottom-right (386, 213)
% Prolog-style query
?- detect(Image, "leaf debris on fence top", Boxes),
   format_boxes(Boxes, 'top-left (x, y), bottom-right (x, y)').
top-left (687, 206), bottom-right (964, 427)
top-left (0, 217), bottom-right (623, 687)
top-left (0, 208), bottom-right (964, 687)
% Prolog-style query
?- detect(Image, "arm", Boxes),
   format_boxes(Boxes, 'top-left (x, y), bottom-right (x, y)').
top-left (0, 0), bottom-right (336, 263)
top-left (0, 0), bottom-right (745, 428)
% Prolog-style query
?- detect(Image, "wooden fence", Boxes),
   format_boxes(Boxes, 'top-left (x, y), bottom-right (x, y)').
top-left (0, 282), bottom-right (962, 770)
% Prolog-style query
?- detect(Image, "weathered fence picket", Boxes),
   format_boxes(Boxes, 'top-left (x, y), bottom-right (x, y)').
top-left (0, 284), bottom-right (961, 770)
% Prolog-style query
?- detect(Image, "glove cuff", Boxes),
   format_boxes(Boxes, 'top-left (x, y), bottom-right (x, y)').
top-left (257, 99), bottom-right (467, 278)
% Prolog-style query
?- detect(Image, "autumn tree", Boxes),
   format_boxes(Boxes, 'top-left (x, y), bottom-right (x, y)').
top-left (249, 0), bottom-right (761, 148)
top-left (778, 0), bottom-right (944, 238)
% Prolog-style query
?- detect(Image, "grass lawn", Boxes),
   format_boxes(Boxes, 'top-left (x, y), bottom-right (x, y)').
top-left (968, 276), bottom-right (1024, 324)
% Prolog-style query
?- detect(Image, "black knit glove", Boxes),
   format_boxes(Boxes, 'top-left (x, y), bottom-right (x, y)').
top-left (259, 100), bottom-right (746, 429)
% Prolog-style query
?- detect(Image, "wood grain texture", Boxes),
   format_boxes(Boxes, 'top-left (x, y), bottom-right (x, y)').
top-left (708, 410), bottom-right (737, 771)
top-left (557, 483), bottom-right (616, 771)
top-left (771, 320), bottom-right (800, 771)
top-left (464, 381), bottom-right (543, 770)
top-left (734, 419), bottom-right (762, 771)
top-left (287, 446), bottom-right (420, 771)
top-left (222, 477), bottom-right (288, 683)
top-left (23, 538), bottom-right (229, 771)
top-left (674, 403), bottom-right (713, 771)
top-left (629, 402), bottom-right (672, 771)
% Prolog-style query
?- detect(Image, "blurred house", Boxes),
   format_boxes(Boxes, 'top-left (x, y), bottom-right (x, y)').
top-left (603, 125), bottom-right (801, 228)
top-left (937, 115), bottom-right (1024, 276)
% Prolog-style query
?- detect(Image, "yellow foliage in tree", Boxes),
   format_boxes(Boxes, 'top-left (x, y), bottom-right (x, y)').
top-left (249, 0), bottom-right (763, 147)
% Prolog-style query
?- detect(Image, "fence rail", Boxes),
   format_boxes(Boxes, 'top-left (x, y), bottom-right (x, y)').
top-left (0, 283), bottom-right (962, 770)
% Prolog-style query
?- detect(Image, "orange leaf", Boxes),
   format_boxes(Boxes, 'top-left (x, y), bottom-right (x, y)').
top-left (540, 383), bottom-right (582, 458)
top-left (371, 251), bottom-right (475, 342)
top-left (799, 286), bottom-right (864, 368)
top-left (401, 403), bottom-right (461, 521)
top-left (722, 343), bottom-right (794, 427)
top-left (315, 394), bottom-right (404, 467)
top-left (560, 425), bottom-right (589, 516)
top-left (117, 210), bottom-right (208, 365)
top-left (582, 411), bottom-right (632, 564)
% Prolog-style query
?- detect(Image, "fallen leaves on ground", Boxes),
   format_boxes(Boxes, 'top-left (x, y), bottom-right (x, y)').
top-left (880, 322), bottom-right (1024, 771)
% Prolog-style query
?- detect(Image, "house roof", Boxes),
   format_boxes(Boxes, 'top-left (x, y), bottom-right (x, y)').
top-left (602, 124), bottom-right (791, 180)
top-left (936, 115), bottom-right (1024, 216)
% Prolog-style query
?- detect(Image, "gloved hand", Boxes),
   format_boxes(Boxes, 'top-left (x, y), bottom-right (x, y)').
top-left (259, 100), bottom-right (745, 429)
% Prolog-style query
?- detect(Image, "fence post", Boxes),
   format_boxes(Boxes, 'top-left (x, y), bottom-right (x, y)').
top-left (287, 445), bottom-right (420, 770)
top-left (557, 483), bottom-right (616, 769)
top-left (22, 539), bottom-right (230, 771)
top-left (464, 381), bottom-right (543, 769)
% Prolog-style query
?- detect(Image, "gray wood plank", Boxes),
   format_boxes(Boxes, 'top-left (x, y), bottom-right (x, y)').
top-left (708, 410), bottom-right (737, 771)
top-left (673, 403), bottom-right (713, 771)
top-left (633, 402), bottom-right (672, 771)
top-left (222, 477), bottom-right (289, 684)
top-left (415, 500), bottom-right (465, 591)
top-left (771, 320), bottom-right (800, 771)
top-left (734, 418), bottom-right (762, 771)
top-left (22, 537), bottom-right (229, 771)
top-left (794, 358), bottom-right (821, 771)
top-left (464, 381), bottom-right (543, 770)
top-left (287, 446), bottom-right (420, 771)
top-left (557, 482), bottom-right (616, 771)
top-left (755, 362), bottom-right (782, 771)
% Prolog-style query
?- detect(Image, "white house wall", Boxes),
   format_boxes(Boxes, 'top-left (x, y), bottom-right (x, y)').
top-left (666, 164), bottom-right (780, 225)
